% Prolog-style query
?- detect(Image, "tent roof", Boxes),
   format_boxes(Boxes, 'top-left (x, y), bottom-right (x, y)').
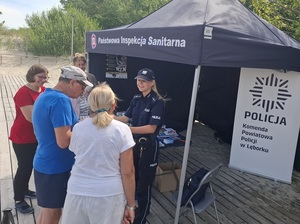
top-left (86, 0), bottom-right (300, 71)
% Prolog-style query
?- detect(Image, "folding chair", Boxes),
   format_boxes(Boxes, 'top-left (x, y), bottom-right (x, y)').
top-left (172, 163), bottom-right (222, 224)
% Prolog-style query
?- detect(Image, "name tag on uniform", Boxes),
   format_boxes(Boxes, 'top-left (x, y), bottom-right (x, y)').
top-left (152, 116), bottom-right (161, 120)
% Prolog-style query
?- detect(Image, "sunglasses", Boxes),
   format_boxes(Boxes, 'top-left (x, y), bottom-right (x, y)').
top-left (76, 80), bottom-right (87, 89)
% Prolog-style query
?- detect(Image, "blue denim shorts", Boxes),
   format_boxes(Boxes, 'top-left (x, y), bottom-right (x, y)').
top-left (34, 169), bottom-right (70, 208)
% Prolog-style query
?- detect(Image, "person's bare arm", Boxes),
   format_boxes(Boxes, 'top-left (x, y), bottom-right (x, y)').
top-left (114, 115), bottom-right (130, 124)
top-left (20, 105), bottom-right (33, 122)
top-left (120, 148), bottom-right (135, 224)
top-left (130, 124), bottom-right (157, 135)
top-left (54, 126), bottom-right (72, 148)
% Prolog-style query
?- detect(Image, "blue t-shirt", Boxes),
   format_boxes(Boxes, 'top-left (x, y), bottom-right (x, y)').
top-left (32, 88), bottom-right (77, 174)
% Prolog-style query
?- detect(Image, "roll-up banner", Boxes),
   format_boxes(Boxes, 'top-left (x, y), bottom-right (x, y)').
top-left (229, 68), bottom-right (300, 183)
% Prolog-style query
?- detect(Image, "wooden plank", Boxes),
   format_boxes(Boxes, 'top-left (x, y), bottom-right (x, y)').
top-left (0, 121), bottom-right (13, 181)
top-left (1, 70), bottom-right (300, 224)
top-left (158, 152), bottom-right (238, 224)
top-left (186, 147), bottom-right (300, 224)
top-left (162, 122), bottom-right (300, 224)
top-left (178, 153), bottom-right (295, 224)
top-left (0, 73), bottom-right (37, 224)
top-left (146, 199), bottom-right (169, 224)
top-left (5, 75), bottom-right (40, 222)
top-left (180, 154), bottom-right (272, 223)
top-left (1, 179), bottom-right (17, 221)
top-left (151, 187), bottom-right (197, 224)
top-left (0, 76), bottom-right (6, 123)
top-left (0, 76), bottom-right (14, 122)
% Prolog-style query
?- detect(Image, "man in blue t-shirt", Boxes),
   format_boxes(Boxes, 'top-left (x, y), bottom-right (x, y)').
top-left (32, 66), bottom-right (93, 224)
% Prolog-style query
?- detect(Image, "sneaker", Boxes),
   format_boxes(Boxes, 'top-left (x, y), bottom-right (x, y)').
top-left (15, 201), bottom-right (34, 214)
top-left (24, 190), bottom-right (36, 199)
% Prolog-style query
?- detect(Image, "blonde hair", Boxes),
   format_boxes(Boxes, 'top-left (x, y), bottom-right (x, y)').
top-left (152, 81), bottom-right (170, 102)
top-left (88, 82), bottom-right (118, 128)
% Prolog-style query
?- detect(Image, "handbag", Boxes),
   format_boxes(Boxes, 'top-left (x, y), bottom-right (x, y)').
top-left (181, 167), bottom-right (209, 206)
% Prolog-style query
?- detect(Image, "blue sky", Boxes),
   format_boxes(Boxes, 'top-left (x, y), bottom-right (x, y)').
top-left (0, 0), bottom-right (61, 29)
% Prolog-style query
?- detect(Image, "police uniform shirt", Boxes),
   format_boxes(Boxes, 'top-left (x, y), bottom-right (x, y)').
top-left (125, 90), bottom-right (164, 139)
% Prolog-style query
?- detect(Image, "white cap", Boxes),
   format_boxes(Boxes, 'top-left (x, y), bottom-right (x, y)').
top-left (60, 66), bottom-right (93, 87)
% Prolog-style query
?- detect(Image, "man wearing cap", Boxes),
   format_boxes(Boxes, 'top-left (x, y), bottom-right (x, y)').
top-left (116, 68), bottom-right (166, 224)
top-left (32, 66), bottom-right (93, 224)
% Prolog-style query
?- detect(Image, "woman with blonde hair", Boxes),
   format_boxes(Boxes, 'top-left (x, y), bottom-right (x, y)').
top-left (61, 82), bottom-right (136, 224)
top-left (115, 68), bottom-right (166, 224)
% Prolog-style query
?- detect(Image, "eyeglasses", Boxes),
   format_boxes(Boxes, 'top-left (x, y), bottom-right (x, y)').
top-left (76, 80), bottom-right (87, 90)
top-left (37, 75), bottom-right (49, 80)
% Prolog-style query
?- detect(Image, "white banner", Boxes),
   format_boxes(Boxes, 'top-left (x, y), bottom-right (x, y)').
top-left (229, 68), bottom-right (300, 183)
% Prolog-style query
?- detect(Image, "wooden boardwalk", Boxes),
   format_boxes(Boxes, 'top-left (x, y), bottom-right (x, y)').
top-left (1, 72), bottom-right (300, 224)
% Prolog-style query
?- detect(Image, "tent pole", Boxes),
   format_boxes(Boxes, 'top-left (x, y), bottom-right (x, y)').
top-left (174, 65), bottom-right (201, 224)
top-left (86, 52), bottom-right (90, 73)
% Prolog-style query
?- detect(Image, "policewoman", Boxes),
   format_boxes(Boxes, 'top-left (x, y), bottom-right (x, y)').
top-left (116, 68), bottom-right (166, 224)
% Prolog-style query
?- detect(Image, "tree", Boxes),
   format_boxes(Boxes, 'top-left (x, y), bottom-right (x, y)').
top-left (60, 0), bottom-right (103, 21)
top-left (240, 0), bottom-right (300, 40)
top-left (0, 11), bottom-right (5, 29)
top-left (59, 0), bottom-right (300, 40)
top-left (270, 0), bottom-right (300, 39)
top-left (60, 0), bottom-right (171, 29)
top-left (25, 7), bottom-right (99, 56)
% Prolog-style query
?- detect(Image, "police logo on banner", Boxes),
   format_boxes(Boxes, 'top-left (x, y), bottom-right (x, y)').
top-left (249, 73), bottom-right (291, 112)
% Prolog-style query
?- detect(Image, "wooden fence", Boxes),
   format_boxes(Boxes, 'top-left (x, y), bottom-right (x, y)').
top-left (0, 53), bottom-right (70, 66)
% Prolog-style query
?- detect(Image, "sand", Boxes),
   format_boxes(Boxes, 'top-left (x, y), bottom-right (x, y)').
top-left (0, 50), bottom-right (72, 86)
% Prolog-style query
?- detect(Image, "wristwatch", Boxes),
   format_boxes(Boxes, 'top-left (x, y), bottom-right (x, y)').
top-left (126, 205), bottom-right (135, 211)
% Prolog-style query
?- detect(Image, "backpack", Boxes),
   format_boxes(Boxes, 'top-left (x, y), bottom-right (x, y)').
top-left (181, 167), bottom-right (209, 206)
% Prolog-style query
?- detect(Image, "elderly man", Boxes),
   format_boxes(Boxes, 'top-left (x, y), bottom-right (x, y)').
top-left (32, 66), bottom-right (93, 224)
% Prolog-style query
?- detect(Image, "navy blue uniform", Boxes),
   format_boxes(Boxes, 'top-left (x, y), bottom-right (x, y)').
top-left (125, 90), bottom-right (164, 224)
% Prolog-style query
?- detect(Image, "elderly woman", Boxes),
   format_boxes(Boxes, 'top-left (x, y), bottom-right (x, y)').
top-left (61, 82), bottom-right (136, 224)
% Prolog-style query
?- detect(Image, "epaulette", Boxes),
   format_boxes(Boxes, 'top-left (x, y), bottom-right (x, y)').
top-left (150, 93), bottom-right (159, 103)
